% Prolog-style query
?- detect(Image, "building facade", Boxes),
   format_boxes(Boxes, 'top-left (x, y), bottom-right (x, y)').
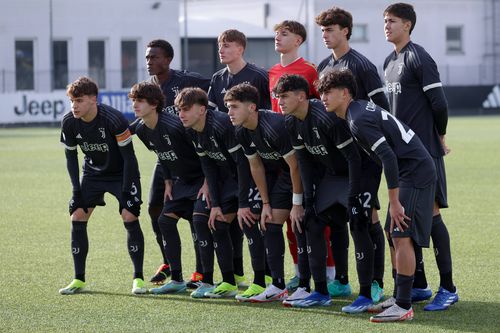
top-left (1, 0), bottom-right (499, 124)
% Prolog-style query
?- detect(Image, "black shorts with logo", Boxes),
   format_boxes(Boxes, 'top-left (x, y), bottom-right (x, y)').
top-left (384, 183), bottom-right (435, 247)
top-left (81, 175), bottom-right (142, 216)
top-left (193, 176), bottom-right (239, 215)
top-left (161, 176), bottom-right (204, 220)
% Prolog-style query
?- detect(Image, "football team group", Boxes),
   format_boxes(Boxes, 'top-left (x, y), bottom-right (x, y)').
top-left (58, 2), bottom-right (459, 323)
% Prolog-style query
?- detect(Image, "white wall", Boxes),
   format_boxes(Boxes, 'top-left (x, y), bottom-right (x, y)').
top-left (0, 0), bottom-right (181, 93)
top-left (184, 0), bottom-right (493, 85)
top-left (0, 0), bottom-right (495, 93)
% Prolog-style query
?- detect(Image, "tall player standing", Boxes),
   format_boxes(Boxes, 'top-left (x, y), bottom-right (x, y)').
top-left (380, 2), bottom-right (458, 311)
top-left (140, 39), bottom-right (210, 287)
top-left (207, 29), bottom-right (272, 286)
top-left (315, 7), bottom-right (388, 301)
top-left (321, 69), bottom-right (436, 322)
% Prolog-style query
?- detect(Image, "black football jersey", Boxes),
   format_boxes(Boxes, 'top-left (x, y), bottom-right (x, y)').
top-left (236, 110), bottom-right (293, 173)
top-left (60, 104), bottom-right (134, 178)
top-left (150, 69), bottom-right (210, 115)
top-left (186, 109), bottom-right (250, 207)
top-left (285, 99), bottom-right (350, 176)
top-left (208, 63), bottom-right (271, 113)
top-left (317, 48), bottom-right (388, 109)
top-left (346, 99), bottom-right (436, 188)
top-left (134, 112), bottom-right (203, 183)
top-left (383, 41), bottom-right (446, 157)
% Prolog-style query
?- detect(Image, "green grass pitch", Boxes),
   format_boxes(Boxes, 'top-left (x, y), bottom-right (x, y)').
top-left (0, 116), bottom-right (499, 332)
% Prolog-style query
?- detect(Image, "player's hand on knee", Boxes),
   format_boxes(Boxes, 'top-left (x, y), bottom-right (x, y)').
top-left (290, 204), bottom-right (304, 233)
top-left (208, 206), bottom-right (225, 230)
top-left (389, 201), bottom-right (410, 232)
top-left (237, 207), bottom-right (258, 229)
top-left (302, 198), bottom-right (317, 232)
top-left (260, 203), bottom-right (273, 231)
top-left (69, 190), bottom-right (88, 215)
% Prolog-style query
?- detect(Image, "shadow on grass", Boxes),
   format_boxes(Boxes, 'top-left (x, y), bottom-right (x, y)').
top-left (82, 290), bottom-right (499, 332)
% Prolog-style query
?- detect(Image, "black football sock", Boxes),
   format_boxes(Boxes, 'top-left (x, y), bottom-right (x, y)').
top-left (305, 218), bottom-right (327, 285)
top-left (188, 220), bottom-right (203, 274)
top-left (71, 221), bottom-right (88, 282)
top-left (265, 258), bottom-right (272, 277)
top-left (315, 281), bottom-right (328, 295)
top-left (331, 224), bottom-right (349, 284)
top-left (253, 270), bottom-right (266, 288)
top-left (242, 222), bottom-right (266, 274)
top-left (413, 245), bottom-right (428, 288)
top-left (350, 221), bottom-right (374, 299)
top-left (230, 220), bottom-right (244, 276)
top-left (369, 221), bottom-right (385, 287)
top-left (431, 215), bottom-right (455, 292)
top-left (158, 215), bottom-right (182, 276)
top-left (222, 270), bottom-right (236, 285)
top-left (295, 228), bottom-right (311, 285)
top-left (150, 209), bottom-right (168, 264)
top-left (264, 223), bottom-right (285, 289)
top-left (192, 214), bottom-right (214, 281)
top-left (202, 271), bottom-right (214, 285)
top-left (124, 220), bottom-right (144, 280)
top-left (212, 221), bottom-right (234, 280)
top-left (392, 268), bottom-right (397, 297)
top-left (396, 274), bottom-right (414, 310)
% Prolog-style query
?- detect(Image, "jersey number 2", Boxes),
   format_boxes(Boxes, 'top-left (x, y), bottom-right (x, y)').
top-left (381, 110), bottom-right (415, 144)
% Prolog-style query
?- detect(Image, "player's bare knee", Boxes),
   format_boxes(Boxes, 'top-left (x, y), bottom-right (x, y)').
top-left (71, 208), bottom-right (92, 221)
top-left (122, 210), bottom-right (138, 222)
top-left (433, 201), bottom-right (440, 216)
top-left (271, 209), bottom-right (290, 224)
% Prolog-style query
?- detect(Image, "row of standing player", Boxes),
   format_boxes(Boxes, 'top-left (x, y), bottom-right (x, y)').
top-left (59, 3), bottom-right (458, 323)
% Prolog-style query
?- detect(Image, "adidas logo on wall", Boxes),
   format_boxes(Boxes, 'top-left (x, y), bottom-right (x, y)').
top-left (482, 85), bottom-right (500, 108)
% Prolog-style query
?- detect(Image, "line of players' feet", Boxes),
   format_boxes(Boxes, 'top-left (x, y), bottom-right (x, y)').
top-left (59, 264), bottom-right (459, 323)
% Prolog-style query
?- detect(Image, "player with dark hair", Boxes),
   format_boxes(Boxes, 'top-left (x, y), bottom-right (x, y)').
top-left (59, 76), bottom-right (145, 295)
top-left (176, 87), bottom-right (252, 298)
top-left (315, 6), bottom-right (388, 300)
top-left (141, 39), bottom-right (210, 286)
top-left (315, 7), bottom-right (389, 110)
top-left (268, 20), bottom-right (338, 290)
top-left (321, 68), bottom-right (436, 322)
top-left (207, 29), bottom-right (272, 286)
top-left (381, 2), bottom-right (458, 311)
top-left (225, 83), bottom-right (307, 304)
top-left (276, 74), bottom-right (379, 310)
top-left (128, 81), bottom-right (210, 295)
